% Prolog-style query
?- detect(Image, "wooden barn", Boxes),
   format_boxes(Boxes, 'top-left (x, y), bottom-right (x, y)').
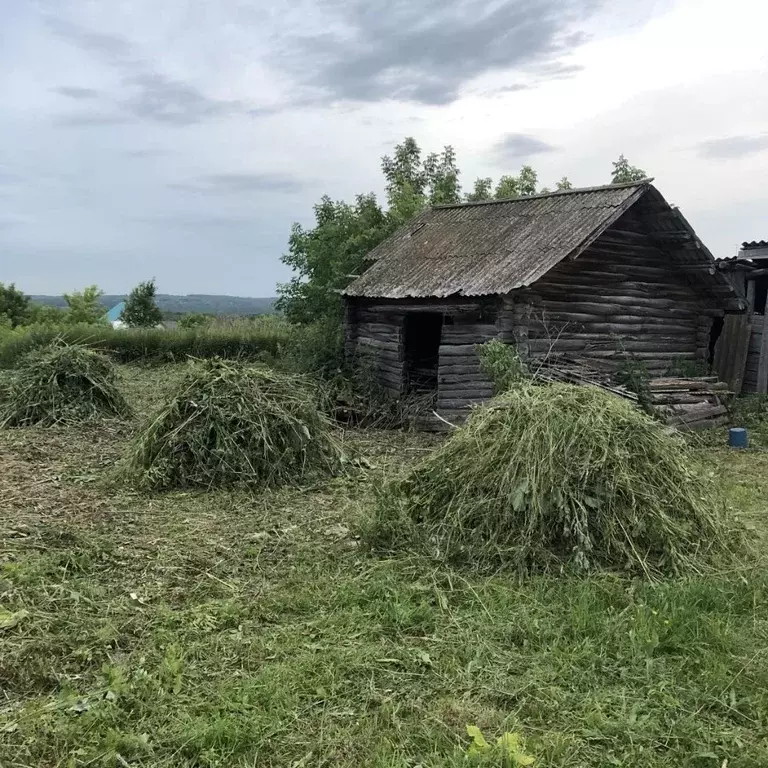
top-left (342, 180), bottom-right (745, 422)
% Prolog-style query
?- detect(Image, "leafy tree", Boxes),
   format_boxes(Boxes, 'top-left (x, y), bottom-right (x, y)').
top-left (382, 138), bottom-right (462, 224)
top-left (556, 176), bottom-right (574, 190)
top-left (64, 285), bottom-right (105, 324)
top-left (493, 174), bottom-right (519, 199)
top-left (0, 283), bottom-right (30, 327)
top-left (27, 303), bottom-right (67, 326)
top-left (121, 279), bottom-right (163, 328)
top-left (611, 154), bottom-right (647, 184)
top-left (465, 177), bottom-right (493, 202)
top-left (276, 194), bottom-right (389, 324)
top-left (516, 165), bottom-right (539, 196)
top-left (178, 312), bottom-right (212, 329)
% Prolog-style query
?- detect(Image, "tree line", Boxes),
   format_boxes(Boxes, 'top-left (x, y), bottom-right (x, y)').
top-left (277, 138), bottom-right (646, 324)
top-left (0, 280), bottom-right (163, 330)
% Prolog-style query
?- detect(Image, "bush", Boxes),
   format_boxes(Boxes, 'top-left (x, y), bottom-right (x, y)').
top-left (0, 317), bottom-right (292, 369)
top-left (0, 343), bottom-right (131, 427)
top-left (125, 359), bottom-right (343, 490)
top-left (366, 383), bottom-right (743, 577)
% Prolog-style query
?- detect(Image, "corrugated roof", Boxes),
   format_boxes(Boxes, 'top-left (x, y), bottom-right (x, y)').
top-left (344, 181), bottom-right (650, 298)
top-left (105, 301), bottom-right (125, 322)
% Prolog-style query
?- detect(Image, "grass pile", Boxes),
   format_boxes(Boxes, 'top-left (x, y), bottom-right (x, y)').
top-left (368, 383), bottom-right (743, 577)
top-left (125, 358), bottom-right (343, 490)
top-left (0, 342), bottom-right (130, 427)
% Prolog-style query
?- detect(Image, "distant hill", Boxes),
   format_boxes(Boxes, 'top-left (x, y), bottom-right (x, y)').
top-left (29, 294), bottom-right (276, 317)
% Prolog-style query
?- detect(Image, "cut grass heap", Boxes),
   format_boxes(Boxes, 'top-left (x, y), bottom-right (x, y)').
top-left (0, 342), bottom-right (130, 427)
top-left (126, 359), bottom-right (342, 490)
top-left (369, 383), bottom-right (742, 577)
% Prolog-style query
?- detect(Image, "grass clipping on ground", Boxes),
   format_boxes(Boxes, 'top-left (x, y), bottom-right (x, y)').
top-left (125, 359), bottom-right (343, 490)
top-left (368, 383), bottom-right (742, 577)
top-left (0, 342), bottom-right (131, 427)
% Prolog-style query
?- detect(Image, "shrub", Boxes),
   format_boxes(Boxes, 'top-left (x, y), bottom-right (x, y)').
top-left (366, 383), bottom-right (743, 577)
top-left (478, 339), bottom-right (528, 393)
top-left (125, 359), bottom-right (343, 490)
top-left (0, 343), bottom-right (131, 427)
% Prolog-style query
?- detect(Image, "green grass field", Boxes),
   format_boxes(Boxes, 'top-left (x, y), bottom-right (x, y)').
top-left (1, 366), bottom-right (767, 767)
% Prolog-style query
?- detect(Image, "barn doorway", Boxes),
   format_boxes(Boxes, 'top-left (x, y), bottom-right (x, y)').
top-left (403, 312), bottom-right (443, 393)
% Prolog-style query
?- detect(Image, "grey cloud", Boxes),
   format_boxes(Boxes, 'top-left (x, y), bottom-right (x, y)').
top-left (287, 0), bottom-right (600, 105)
top-left (123, 73), bottom-right (245, 125)
top-left (54, 113), bottom-right (134, 126)
top-left (45, 14), bottom-right (251, 126)
top-left (45, 16), bottom-right (132, 61)
top-left (697, 134), bottom-right (768, 159)
top-left (51, 86), bottom-right (102, 100)
top-left (495, 133), bottom-right (557, 158)
top-left (171, 173), bottom-right (305, 194)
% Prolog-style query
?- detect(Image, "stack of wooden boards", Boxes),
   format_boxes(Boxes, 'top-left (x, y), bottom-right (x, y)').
top-left (647, 377), bottom-right (731, 430)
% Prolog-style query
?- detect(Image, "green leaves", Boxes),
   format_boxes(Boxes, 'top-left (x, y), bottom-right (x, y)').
top-left (466, 725), bottom-right (535, 766)
top-left (122, 280), bottom-right (163, 329)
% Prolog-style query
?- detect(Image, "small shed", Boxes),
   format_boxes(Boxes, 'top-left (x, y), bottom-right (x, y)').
top-left (718, 241), bottom-right (768, 392)
top-left (343, 181), bottom-right (745, 420)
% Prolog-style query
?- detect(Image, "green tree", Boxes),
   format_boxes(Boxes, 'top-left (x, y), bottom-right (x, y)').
top-left (276, 194), bottom-right (389, 324)
top-left (611, 154), bottom-right (647, 184)
top-left (0, 283), bottom-right (30, 327)
top-left (382, 138), bottom-right (462, 224)
top-left (122, 279), bottom-right (163, 328)
top-left (64, 285), bottom-right (105, 324)
top-left (27, 303), bottom-right (67, 325)
top-left (556, 176), bottom-right (574, 190)
top-left (465, 177), bottom-right (493, 202)
top-left (178, 312), bottom-right (212, 330)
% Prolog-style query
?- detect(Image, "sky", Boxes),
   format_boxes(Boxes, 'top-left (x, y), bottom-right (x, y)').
top-left (1, 0), bottom-right (767, 297)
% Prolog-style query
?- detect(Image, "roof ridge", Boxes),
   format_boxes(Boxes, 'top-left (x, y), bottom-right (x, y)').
top-left (432, 178), bottom-right (654, 209)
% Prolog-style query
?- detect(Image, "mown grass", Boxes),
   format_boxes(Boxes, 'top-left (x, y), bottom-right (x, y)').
top-left (1, 366), bottom-right (767, 767)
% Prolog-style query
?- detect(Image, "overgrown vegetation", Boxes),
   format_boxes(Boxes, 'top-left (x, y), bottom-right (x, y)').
top-left (0, 316), bottom-right (292, 368)
top-left (615, 354), bottom-right (653, 412)
top-left (478, 339), bottom-right (529, 393)
top-left (125, 359), bottom-right (342, 490)
top-left (367, 383), bottom-right (744, 577)
top-left (0, 343), bottom-right (131, 427)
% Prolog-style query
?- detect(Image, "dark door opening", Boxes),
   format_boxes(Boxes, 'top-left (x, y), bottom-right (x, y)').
top-left (403, 312), bottom-right (443, 393)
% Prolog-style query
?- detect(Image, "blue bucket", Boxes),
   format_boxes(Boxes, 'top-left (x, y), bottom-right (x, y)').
top-left (728, 427), bottom-right (748, 449)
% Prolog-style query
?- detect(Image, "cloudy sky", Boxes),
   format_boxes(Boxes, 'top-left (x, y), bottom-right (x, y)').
top-left (1, 0), bottom-right (767, 297)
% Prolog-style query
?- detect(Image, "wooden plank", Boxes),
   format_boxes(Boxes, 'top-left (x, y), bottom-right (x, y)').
top-left (713, 313), bottom-right (751, 394)
top-left (756, 311), bottom-right (768, 393)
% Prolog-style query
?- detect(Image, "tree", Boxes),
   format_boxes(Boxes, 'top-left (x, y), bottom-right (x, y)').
top-left (0, 283), bottom-right (30, 327)
top-left (465, 178), bottom-right (493, 202)
top-left (122, 279), bottom-right (163, 328)
top-left (276, 194), bottom-right (390, 324)
top-left (64, 285), bottom-right (105, 324)
top-left (611, 154), bottom-right (647, 184)
top-left (382, 138), bottom-right (462, 225)
top-left (178, 312), bottom-right (212, 330)
top-left (556, 177), bottom-right (574, 191)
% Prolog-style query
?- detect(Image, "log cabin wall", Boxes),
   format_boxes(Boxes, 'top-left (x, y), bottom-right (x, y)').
top-left (503, 224), bottom-right (723, 377)
top-left (345, 298), bottom-right (496, 406)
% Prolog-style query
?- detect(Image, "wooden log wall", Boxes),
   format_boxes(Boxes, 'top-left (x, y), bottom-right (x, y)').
top-left (436, 321), bottom-right (497, 412)
top-left (345, 299), bottom-right (497, 402)
top-left (507, 225), bottom-right (723, 376)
